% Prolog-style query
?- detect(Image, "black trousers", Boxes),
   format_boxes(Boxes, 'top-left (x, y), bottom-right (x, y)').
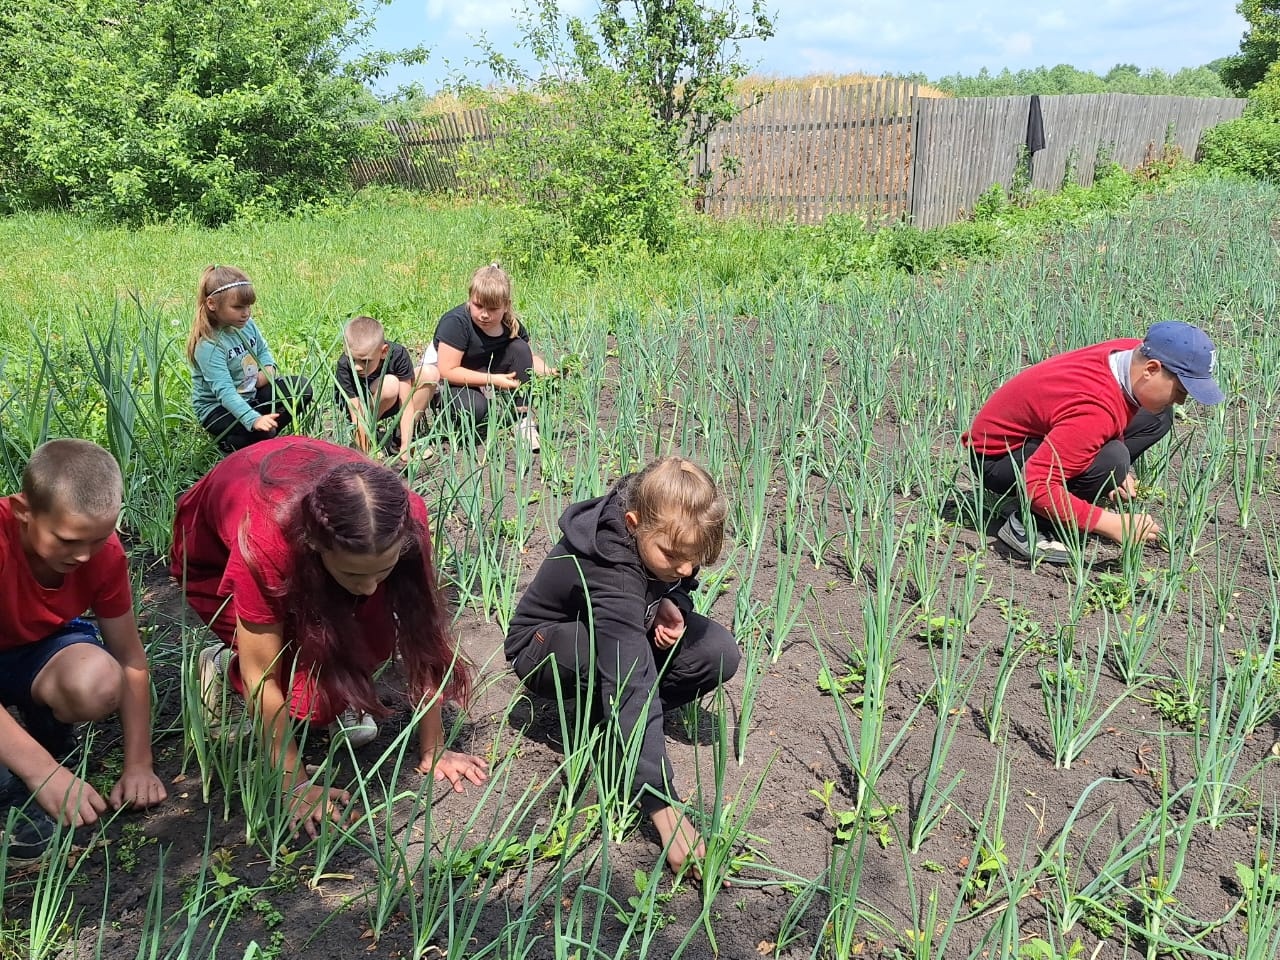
top-left (201, 376), bottom-right (313, 452)
top-left (972, 407), bottom-right (1174, 507)
top-left (510, 611), bottom-right (740, 722)
top-left (440, 339), bottom-right (534, 429)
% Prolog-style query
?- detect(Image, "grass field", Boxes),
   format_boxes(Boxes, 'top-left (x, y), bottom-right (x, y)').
top-left (2, 176), bottom-right (1280, 960)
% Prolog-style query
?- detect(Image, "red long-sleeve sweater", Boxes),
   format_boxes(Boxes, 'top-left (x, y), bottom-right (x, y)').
top-left (963, 338), bottom-right (1140, 530)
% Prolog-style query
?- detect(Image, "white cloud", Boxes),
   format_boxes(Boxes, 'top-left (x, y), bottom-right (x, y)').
top-left (1001, 32), bottom-right (1035, 58)
top-left (1036, 10), bottom-right (1068, 31)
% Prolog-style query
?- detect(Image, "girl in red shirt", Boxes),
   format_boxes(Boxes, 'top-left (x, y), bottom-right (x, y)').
top-left (171, 436), bottom-right (486, 835)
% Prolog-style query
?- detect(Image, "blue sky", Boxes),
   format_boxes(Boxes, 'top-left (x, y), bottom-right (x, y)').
top-left (366, 0), bottom-right (1248, 95)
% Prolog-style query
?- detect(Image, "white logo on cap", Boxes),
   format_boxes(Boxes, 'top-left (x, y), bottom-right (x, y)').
top-left (1209, 349), bottom-right (1217, 374)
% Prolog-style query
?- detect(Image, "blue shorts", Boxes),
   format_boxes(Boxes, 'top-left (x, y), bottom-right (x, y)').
top-left (0, 618), bottom-right (102, 716)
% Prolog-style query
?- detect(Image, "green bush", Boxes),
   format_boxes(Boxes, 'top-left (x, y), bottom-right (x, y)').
top-left (1245, 61), bottom-right (1280, 119)
top-left (793, 154), bottom-right (1189, 284)
top-left (0, 0), bottom-right (411, 224)
top-left (882, 224), bottom-right (946, 274)
top-left (459, 71), bottom-right (691, 265)
top-left (1199, 117), bottom-right (1280, 182)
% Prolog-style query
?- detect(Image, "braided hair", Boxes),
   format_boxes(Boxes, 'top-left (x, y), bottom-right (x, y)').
top-left (250, 450), bottom-right (468, 717)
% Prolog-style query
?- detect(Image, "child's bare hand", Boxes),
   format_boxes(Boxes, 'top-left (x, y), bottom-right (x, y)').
top-left (252, 413), bottom-right (280, 432)
top-left (31, 765), bottom-right (108, 827)
top-left (652, 598), bottom-right (686, 650)
top-left (651, 804), bottom-right (708, 880)
top-left (108, 766), bottom-right (167, 810)
top-left (488, 373), bottom-right (521, 391)
top-left (288, 784), bottom-right (355, 839)
top-left (417, 749), bottom-right (489, 792)
top-left (1108, 473), bottom-right (1138, 502)
top-left (1122, 512), bottom-right (1162, 543)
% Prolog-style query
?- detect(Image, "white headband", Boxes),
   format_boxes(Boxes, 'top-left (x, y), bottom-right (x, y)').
top-left (208, 280), bottom-right (251, 297)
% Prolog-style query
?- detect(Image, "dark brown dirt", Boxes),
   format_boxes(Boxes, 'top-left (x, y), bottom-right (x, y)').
top-left (14, 433), bottom-right (1276, 960)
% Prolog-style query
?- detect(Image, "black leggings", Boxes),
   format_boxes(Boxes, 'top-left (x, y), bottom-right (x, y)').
top-left (972, 407), bottom-right (1174, 506)
top-left (201, 377), bottom-right (313, 452)
top-left (440, 339), bottom-right (534, 429)
top-left (509, 612), bottom-right (740, 721)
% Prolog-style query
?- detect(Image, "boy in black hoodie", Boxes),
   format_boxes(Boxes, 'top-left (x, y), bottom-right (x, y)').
top-left (505, 457), bottom-right (740, 876)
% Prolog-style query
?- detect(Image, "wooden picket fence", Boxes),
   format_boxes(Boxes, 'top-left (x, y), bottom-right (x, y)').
top-left (909, 93), bottom-right (1248, 229)
top-left (351, 85), bottom-right (1246, 229)
top-left (348, 110), bottom-right (494, 193)
top-left (693, 79), bottom-right (919, 222)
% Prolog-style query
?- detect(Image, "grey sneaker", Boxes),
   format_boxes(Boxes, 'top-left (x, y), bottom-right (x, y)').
top-left (0, 766), bottom-right (56, 865)
top-left (328, 708), bottom-right (378, 748)
top-left (198, 644), bottom-right (231, 730)
top-left (996, 515), bottom-right (1071, 565)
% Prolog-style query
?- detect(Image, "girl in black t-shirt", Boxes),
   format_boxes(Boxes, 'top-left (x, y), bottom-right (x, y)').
top-left (432, 264), bottom-right (555, 451)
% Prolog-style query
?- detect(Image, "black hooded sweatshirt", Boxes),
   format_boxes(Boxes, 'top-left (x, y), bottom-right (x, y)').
top-left (505, 476), bottom-right (698, 813)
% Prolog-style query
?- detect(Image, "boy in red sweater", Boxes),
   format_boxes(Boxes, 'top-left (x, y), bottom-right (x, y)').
top-left (0, 440), bottom-right (166, 863)
top-left (964, 321), bottom-right (1224, 563)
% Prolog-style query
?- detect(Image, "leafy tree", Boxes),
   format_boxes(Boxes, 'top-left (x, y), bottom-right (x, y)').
top-left (477, 0), bottom-right (773, 177)
top-left (592, 0), bottom-right (775, 167)
top-left (1220, 1), bottom-right (1280, 94)
top-left (0, 0), bottom-right (422, 224)
top-left (458, 69), bottom-right (689, 263)
top-left (455, 0), bottom-right (774, 260)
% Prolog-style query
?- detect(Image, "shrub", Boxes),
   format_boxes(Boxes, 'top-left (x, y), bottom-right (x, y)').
top-left (1199, 117), bottom-right (1280, 182)
top-left (1199, 56), bottom-right (1280, 184)
top-left (459, 71), bottom-right (691, 265)
top-left (0, 0), bottom-right (413, 224)
top-left (882, 224), bottom-right (945, 274)
top-left (1245, 60), bottom-right (1280, 119)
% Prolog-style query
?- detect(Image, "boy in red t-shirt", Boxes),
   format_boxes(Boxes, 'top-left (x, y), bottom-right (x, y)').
top-left (963, 321), bottom-right (1224, 563)
top-left (0, 440), bottom-right (166, 863)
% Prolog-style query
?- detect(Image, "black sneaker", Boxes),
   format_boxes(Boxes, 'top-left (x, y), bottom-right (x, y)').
top-left (0, 766), bottom-right (56, 865)
top-left (996, 515), bottom-right (1071, 565)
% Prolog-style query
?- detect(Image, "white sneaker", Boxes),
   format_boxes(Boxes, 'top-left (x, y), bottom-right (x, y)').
top-left (514, 416), bottom-right (541, 453)
top-left (329, 708), bottom-right (378, 748)
top-left (197, 644), bottom-right (231, 729)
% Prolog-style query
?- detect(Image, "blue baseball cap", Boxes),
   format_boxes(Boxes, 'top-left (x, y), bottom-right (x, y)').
top-left (1139, 321), bottom-right (1225, 405)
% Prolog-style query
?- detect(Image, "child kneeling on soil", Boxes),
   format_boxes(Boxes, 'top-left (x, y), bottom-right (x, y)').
top-left (505, 457), bottom-right (740, 876)
top-left (963, 320), bottom-right (1225, 564)
top-left (170, 436), bottom-right (486, 837)
top-left (335, 315), bottom-right (438, 462)
top-left (0, 440), bottom-right (166, 863)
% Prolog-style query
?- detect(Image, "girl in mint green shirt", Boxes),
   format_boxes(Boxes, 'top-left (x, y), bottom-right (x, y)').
top-left (187, 266), bottom-right (312, 454)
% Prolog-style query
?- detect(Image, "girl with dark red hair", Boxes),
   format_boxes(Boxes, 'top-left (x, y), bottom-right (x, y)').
top-left (171, 436), bottom-right (485, 835)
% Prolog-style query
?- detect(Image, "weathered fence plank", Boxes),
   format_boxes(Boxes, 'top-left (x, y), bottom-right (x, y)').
top-left (352, 88), bottom-right (1246, 230)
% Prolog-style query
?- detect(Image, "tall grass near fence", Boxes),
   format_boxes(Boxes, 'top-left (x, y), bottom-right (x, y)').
top-left (2, 176), bottom-right (1280, 958)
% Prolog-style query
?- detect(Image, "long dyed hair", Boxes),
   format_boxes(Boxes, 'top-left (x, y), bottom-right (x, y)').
top-left (249, 447), bottom-right (468, 716)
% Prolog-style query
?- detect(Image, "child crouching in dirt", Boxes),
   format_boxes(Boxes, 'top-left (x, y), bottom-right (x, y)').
top-left (171, 436), bottom-right (487, 837)
top-left (505, 457), bottom-right (740, 877)
top-left (433, 263), bottom-right (556, 452)
top-left (335, 315), bottom-right (437, 462)
top-left (0, 440), bottom-right (166, 863)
